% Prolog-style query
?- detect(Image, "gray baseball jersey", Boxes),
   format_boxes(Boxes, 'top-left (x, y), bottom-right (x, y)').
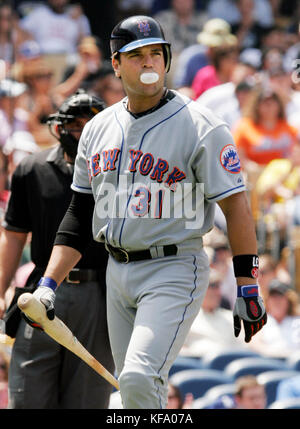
top-left (72, 90), bottom-right (245, 250)
top-left (71, 90), bottom-right (246, 408)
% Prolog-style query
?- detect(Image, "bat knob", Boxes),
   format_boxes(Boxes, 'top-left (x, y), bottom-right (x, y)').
top-left (17, 292), bottom-right (33, 310)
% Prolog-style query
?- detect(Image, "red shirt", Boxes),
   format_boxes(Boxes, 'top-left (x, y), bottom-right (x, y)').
top-left (191, 65), bottom-right (221, 100)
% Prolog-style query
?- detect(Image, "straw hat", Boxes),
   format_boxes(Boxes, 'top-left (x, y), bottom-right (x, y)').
top-left (197, 19), bottom-right (237, 48)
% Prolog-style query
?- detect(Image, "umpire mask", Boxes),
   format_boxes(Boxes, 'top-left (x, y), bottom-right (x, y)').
top-left (47, 89), bottom-right (106, 161)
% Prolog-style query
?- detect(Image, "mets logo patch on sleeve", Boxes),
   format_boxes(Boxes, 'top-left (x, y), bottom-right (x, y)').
top-left (220, 144), bottom-right (241, 174)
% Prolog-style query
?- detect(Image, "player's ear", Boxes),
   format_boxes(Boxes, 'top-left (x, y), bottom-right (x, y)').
top-left (112, 53), bottom-right (121, 79)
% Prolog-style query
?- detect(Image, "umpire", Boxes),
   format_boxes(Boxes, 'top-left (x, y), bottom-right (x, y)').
top-left (0, 90), bottom-right (114, 408)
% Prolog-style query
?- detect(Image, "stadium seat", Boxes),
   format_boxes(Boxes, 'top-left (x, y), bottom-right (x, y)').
top-left (257, 370), bottom-right (300, 407)
top-left (224, 357), bottom-right (288, 380)
top-left (286, 351), bottom-right (300, 371)
top-left (169, 369), bottom-right (234, 400)
top-left (202, 349), bottom-right (260, 370)
top-left (169, 356), bottom-right (203, 377)
top-left (192, 394), bottom-right (235, 409)
top-left (268, 398), bottom-right (300, 409)
top-left (204, 383), bottom-right (236, 402)
top-left (192, 397), bottom-right (216, 409)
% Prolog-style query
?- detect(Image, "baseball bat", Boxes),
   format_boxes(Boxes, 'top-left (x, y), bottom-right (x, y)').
top-left (17, 293), bottom-right (119, 391)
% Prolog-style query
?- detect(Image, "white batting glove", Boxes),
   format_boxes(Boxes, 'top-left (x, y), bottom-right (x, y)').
top-left (32, 277), bottom-right (57, 320)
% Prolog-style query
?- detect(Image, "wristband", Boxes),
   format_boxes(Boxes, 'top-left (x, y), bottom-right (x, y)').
top-left (232, 254), bottom-right (259, 279)
top-left (38, 277), bottom-right (57, 291)
top-left (237, 285), bottom-right (259, 298)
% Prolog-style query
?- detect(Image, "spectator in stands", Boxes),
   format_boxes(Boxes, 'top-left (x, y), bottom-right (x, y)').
top-left (15, 59), bottom-right (57, 147)
top-left (234, 375), bottom-right (267, 409)
top-left (154, 0), bottom-right (207, 55)
top-left (284, 0), bottom-right (300, 72)
top-left (257, 254), bottom-right (277, 301)
top-left (191, 44), bottom-right (239, 100)
top-left (167, 383), bottom-right (183, 409)
top-left (53, 35), bottom-right (107, 106)
top-left (166, 382), bottom-right (194, 409)
top-left (248, 279), bottom-right (300, 358)
top-left (179, 268), bottom-right (245, 359)
top-left (274, 247), bottom-right (292, 285)
top-left (197, 62), bottom-right (257, 130)
top-left (261, 47), bottom-right (284, 74)
top-left (205, 375), bottom-right (267, 409)
top-left (67, 3), bottom-right (91, 40)
top-left (3, 130), bottom-right (39, 179)
top-left (190, 19), bottom-right (238, 99)
top-left (207, 0), bottom-right (274, 28)
top-left (172, 43), bottom-right (209, 95)
top-left (231, 0), bottom-right (273, 50)
top-left (90, 66), bottom-right (125, 107)
top-left (0, 78), bottom-right (29, 148)
top-left (255, 142), bottom-right (300, 246)
top-left (174, 18), bottom-right (246, 98)
top-left (233, 85), bottom-right (298, 195)
top-left (116, 0), bottom-right (155, 19)
top-left (0, 1), bottom-right (33, 71)
top-left (20, 0), bottom-right (91, 55)
top-left (204, 227), bottom-right (236, 309)
top-left (267, 66), bottom-right (300, 128)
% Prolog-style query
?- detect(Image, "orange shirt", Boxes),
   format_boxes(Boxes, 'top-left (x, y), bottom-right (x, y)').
top-left (233, 118), bottom-right (298, 165)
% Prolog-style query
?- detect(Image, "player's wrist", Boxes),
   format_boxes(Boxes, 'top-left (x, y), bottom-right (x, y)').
top-left (38, 277), bottom-right (57, 291)
top-left (232, 254), bottom-right (259, 279)
top-left (237, 284), bottom-right (259, 298)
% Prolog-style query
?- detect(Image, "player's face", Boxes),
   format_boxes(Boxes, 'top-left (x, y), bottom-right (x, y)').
top-left (112, 44), bottom-right (166, 106)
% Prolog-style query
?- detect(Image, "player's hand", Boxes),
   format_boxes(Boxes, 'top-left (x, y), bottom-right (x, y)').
top-left (22, 283), bottom-right (56, 330)
top-left (233, 286), bottom-right (267, 343)
top-left (32, 285), bottom-right (56, 320)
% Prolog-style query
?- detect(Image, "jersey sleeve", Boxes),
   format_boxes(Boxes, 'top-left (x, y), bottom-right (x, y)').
top-left (71, 122), bottom-right (93, 194)
top-left (193, 124), bottom-right (246, 202)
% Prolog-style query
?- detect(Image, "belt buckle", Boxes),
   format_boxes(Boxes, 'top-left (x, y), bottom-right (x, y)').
top-left (66, 269), bottom-right (80, 284)
top-left (119, 248), bottom-right (130, 264)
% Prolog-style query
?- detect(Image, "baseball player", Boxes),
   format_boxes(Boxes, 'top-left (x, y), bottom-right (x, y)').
top-left (26, 16), bottom-right (267, 409)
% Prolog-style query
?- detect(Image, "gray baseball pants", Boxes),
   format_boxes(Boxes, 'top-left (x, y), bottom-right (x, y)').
top-left (106, 244), bottom-right (209, 409)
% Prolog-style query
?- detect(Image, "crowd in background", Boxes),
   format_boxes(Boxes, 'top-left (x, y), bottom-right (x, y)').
top-left (1, 0), bottom-right (300, 410)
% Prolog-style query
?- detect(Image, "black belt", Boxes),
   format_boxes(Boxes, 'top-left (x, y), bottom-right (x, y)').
top-left (105, 243), bottom-right (178, 264)
top-left (65, 268), bottom-right (99, 284)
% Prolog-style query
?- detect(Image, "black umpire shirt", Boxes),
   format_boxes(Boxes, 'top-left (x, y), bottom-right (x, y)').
top-left (3, 145), bottom-right (108, 285)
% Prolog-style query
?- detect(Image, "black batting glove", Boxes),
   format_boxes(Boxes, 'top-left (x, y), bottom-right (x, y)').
top-left (233, 285), bottom-right (267, 343)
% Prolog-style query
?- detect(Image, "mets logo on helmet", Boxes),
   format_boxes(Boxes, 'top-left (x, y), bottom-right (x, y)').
top-left (220, 144), bottom-right (241, 174)
top-left (138, 20), bottom-right (151, 36)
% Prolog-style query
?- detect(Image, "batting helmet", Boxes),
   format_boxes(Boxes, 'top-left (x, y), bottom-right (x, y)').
top-left (110, 15), bottom-right (172, 72)
top-left (48, 89), bottom-right (106, 159)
